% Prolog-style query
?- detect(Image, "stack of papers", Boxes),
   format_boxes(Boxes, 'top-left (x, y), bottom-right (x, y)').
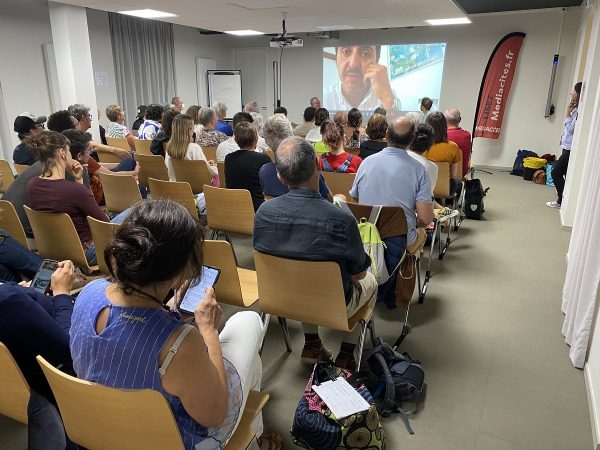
top-left (312, 377), bottom-right (370, 418)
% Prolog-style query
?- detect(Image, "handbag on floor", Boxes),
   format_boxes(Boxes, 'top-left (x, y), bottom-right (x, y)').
top-left (463, 179), bottom-right (488, 220)
top-left (291, 358), bottom-right (385, 450)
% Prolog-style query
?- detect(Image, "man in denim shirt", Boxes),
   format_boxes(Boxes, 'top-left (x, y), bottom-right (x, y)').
top-left (253, 136), bottom-right (377, 370)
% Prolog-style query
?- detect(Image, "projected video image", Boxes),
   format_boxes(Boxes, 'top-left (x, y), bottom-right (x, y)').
top-left (323, 43), bottom-right (446, 114)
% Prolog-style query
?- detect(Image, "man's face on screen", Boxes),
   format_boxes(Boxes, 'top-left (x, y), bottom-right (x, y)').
top-left (336, 46), bottom-right (378, 95)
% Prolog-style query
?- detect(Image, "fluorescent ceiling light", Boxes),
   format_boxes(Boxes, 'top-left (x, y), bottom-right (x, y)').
top-left (224, 30), bottom-right (265, 36)
top-left (317, 25), bottom-right (355, 31)
top-left (425, 17), bottom-right (471, 25)
top-left (119, 9), bottom-right (177, 19)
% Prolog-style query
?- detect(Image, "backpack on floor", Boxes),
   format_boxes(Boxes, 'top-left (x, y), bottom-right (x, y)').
top-left (510, 150), bottom-right (538, 176)
top-left (463, 178), bottom-right (488, 220)
top-left (546, 163), bottom-right (555, 187)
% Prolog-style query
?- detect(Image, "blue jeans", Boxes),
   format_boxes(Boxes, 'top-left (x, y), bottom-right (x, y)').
top-left (0, 234), bottom-right (43, 282)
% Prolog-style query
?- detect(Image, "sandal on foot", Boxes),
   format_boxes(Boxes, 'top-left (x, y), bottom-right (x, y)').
top-left (257, 432), bottom-right (283, 450)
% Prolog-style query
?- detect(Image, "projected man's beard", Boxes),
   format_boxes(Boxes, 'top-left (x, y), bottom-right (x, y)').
top-left (341, 68), bottom-right (370, 94)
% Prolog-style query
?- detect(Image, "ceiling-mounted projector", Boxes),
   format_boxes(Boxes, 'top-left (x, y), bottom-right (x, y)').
top-left (270, 36), bottom-right (303, 48)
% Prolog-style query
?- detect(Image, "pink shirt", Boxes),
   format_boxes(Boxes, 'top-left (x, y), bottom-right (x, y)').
top-left (447, 127), bottom-right (472, 178)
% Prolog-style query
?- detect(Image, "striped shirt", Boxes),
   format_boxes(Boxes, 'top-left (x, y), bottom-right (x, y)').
top-left (70, 279), bottom-right (242, 449)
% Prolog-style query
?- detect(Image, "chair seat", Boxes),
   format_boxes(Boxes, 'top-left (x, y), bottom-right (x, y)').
top-left (223, 390), bottom-right (269, 450)
top-left (237, 268), bottom-right (258, 307)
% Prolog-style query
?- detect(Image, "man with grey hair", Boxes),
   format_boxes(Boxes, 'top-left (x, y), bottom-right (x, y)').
top-left (310, 97), bottom-right (321, 109)
top-left (196, 107), bottom-right (228, 147)
top-left (445, 107), bottom-right (471, 179)
top-left (254, 136), bottom-right (376, 370)
top-left (213, 101), bottom-right (233, 136)
top-left (170, 96), bottom-right (184, 113)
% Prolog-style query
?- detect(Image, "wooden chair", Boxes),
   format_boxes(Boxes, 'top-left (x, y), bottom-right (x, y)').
top-left (433, 162), bottom-right (457, 260)
top-left (0, 342), bottom-right (30, 424)
top-left (148, 178), bottom-right (199, 219)
top-left (344, 147), bottom-right (360, 156)
top-left (98, 172), bottom-right (142, 214)
top-left (217, 161), bottom-right (226, 187)
top-left (106, 137), bottom-right (130, 151)
top-left (203, 240), bottom-right (258, 308)
top-left (134, 139), bottom-right (152, 155)
top-left (171, 159), bottom-right (212, 195)
top-left (254, 251), bottom-right (375, 365)
top-left (0, 200), bottom-right (30, 249)
top-left (97, 151), bottom-right (124, 164)
top-left (0, 160), bottom-right (15, 193)
top-left (14, 164), bottom-right (29, 176)
top-left (87, 217), bottom-right (118, 275)
top-left (320, 171), bottom-right (356, 198)
top-left (136, 154), bottom-right (169, 188)
top-left (23, 206), bottom-right (98, 272)
top-left (202, 146), bottom-right (217, 162)
top-left (37, 356), bottom-right (269, 450)
top-left (203, 185), bottom-right (254, 240)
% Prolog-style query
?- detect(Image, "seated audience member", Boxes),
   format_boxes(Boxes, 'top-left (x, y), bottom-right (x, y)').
top-left (359, 114), bottom-right (388, 159)
top-left (196, 107), bottom-right (229, 147)
top-left (350, 117), bottom-right (433, 252)
top-left (217, 112), bottom-right (254, 162)
top-left (404, 111), bottom-right (421, 129)
top-left (318, 120), bottom-right (362, 173)
top-left (333, 111), bottom-right (348, 128)
top-left (310, 97), bottom-right (321, 109)
top-left (273, 106), bottom-right (287, 117)
top-left (25, 131), bottom-right (110, 265)
top-left (225, 122), bottom-right (272, 211)
top-left (0, 261), bottom-right (76, 449)
top-left (69, 200), bottom-right (279, 450)
top-left (445, 108), bottom-right (472, 178)
top-left (105, 104), bottom-right (135, 150)
top-left (373, 106), bottom-right (387, 116)
top-left (425, 111), bottom-right (462, 195)
top-left (132, 105), bottom-right (146, 132)
top-left (97, 107), bottom-right (108, 145)
top-left (63, 129), bottom-right (140, 205)
top-left (259, 115), bottom-right (332, 201)
top-left (68, 104), bottom-right (131, 160)
top-left (345, 108), bottom-right (367, 149)
top-left (305, 107), bottom-right (330, 143)
top-left (244, 101), bottom-right (260, 113)
top-left (213, 102), bottom-right (233, 136)
top-left (171, 96), bottom-right (184, 113)
top-left (47, 110), bottom-right (80, 133)
top-left (250, 112), bottom-right (266, 138)
top-left (136, 104), bottom-right (164, 140)
top-left (151, 109), bottom-right (179, 157)
top-left (420, 97), bottom-right (433, 122)
top-left (13, 113), bottom-right (46, 165)
top-left (185, 105), bottom-right (203, 137)
top-left (294, 107), bottom-right (317, 138)
top-left (254, 137), bottom-right (376, 370)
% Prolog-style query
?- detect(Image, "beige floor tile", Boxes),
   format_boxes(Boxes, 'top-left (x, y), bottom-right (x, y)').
top-left (475, 432), bottom-right (538, 450)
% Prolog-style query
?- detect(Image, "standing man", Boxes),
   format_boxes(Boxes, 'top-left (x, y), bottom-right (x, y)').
top-left (547, 82), bottom-right (582, 209)
top-left (170, 96), bottom-right (184, 113)
top-left (13, 113), bottom-right (46, 165)
top-left (310, 97), bottom-right (321, 109)
top-left (420, 97), bottom-right (433, 122)
top-left (445, 108), bottom-right (472, 178)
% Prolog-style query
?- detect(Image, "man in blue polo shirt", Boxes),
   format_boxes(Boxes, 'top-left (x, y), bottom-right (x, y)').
top-left (253, 136), bottom-right (376, 371)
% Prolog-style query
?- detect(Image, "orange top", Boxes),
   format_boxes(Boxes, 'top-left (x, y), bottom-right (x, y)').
top-left (425, 141), bottom-right (462, 166)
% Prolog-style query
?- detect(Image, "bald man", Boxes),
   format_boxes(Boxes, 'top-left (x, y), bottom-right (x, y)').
top-left (350, 117), bottom-right (433, 251)
top-left (445, 108), bottom-right (471, 178)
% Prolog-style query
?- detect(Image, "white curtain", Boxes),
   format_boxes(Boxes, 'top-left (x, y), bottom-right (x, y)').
top-left (195, 58), bottom-right (216, 107)
top-left (562, 76), bottom-right (600, 368)
top-left (108, 13), bottom-right (177, 126)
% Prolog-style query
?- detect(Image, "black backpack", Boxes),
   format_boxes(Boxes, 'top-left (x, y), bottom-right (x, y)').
top-left (510, 149), bottom-right (538, 176)
top-left (463, 179), bottom-right (488, 220)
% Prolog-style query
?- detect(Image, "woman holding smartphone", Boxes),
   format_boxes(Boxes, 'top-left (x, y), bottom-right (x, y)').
top-left (69, 200), bottom-right (280, 450)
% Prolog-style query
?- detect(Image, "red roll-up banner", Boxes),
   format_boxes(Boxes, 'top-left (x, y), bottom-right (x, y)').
top-left (473, 32), bottom-right (526, 139)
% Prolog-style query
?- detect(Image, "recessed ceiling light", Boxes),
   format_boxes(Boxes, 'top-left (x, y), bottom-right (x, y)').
top-left (119, 9), bottom-right (177, 19)
top-left (224, 30), bottom-right (265, 36)
top-left (317, 25), bottom-right (355, 31)
top-left (425, 17), bottom-right (471, 25)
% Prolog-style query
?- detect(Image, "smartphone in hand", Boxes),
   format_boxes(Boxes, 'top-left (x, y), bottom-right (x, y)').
top-left (30, 259), bottom-right (59, 295)
top-left (177, 265), bottom-right (220, 314)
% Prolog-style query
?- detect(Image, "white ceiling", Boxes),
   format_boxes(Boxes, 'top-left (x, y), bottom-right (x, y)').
top-left (53, 0), bottom-right (467, 33)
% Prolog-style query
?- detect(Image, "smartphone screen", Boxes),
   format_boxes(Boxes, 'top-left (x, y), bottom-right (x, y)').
top-left (30, 259), bottom-right (59, 294)
top-left (178, 265), bottom-right (220, 314)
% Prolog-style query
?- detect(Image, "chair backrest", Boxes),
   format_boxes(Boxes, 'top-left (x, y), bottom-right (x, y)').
top-left (202, 146), bottom-right (217, 162)
top-left (98, 172), bottom-right (142, 213)
top-left (203, 185), bottom-right (254, 236)
top-left (171, 159), bottom-right (212, 195)
top-left (37, 356), bottom-right (184, 450)
top-left (148, 178), bottom-right (198, 219)
top-left (0, 160), bottom-right (15, 193)
top-left (134, 139), bottom-right (152, 155)
top-left (98, 151), bottom-right (123, 164)
top-left (344, 147), bottom-right (360, 156)
top-left (106, 137), bottom-right (130, 151)
top-left (87, 217), bottom-right (118, 274)
top-left (254, 251), bottom-right (351, 331)
top-left (433, 162), bottom-right (451, 199)
top-left (0, 200), bottom-right (30, 248)
top-left (13, 164), bottom-right (29, 176)
top-left (136, 154), bottom-right (169, 187)
top-left (217, 161), bottom-right (226, 187)
top-left (24, 206), bottom-right (92, 271)
top-left (320, 171), bottom-right (356, 198)
top-left (0, 342), bottom-right (30, 424)
top-left (203, 240), bottom-right (246, 307)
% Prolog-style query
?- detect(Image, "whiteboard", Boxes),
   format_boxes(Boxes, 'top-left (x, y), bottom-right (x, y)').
top-left (207, 70), bottom-right (242, 120)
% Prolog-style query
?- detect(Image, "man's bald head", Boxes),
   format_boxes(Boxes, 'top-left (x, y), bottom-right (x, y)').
top-left (387, 116), bottom-right (415, 148)
top-left (445, 108), bottom-right (461, 126)
top-left (275, 136), bottom-right (317, 187)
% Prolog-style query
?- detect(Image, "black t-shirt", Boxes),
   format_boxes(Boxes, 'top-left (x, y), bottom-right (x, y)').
top-left (13, 142), bottom-right (36, 165)
top-left (151, 131), bottom-right (170, 156)
top-left (224, 150), bottom-right (272, 211)
top-left (359, 140), bottom-right (387, 160)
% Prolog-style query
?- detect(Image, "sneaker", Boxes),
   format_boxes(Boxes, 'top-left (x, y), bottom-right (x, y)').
top-left (437, 207), bottom-right (459, 223)
top-left (546, 201), bottom-right (561, 209)
top-left (301, 345), bottom-right (333, 363)
top-left (334, 352), bottom-right (357, 372)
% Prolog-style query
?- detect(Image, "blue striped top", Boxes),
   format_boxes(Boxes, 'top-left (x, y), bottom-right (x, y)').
top-left (70, 279), bottom-right (242, 450)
